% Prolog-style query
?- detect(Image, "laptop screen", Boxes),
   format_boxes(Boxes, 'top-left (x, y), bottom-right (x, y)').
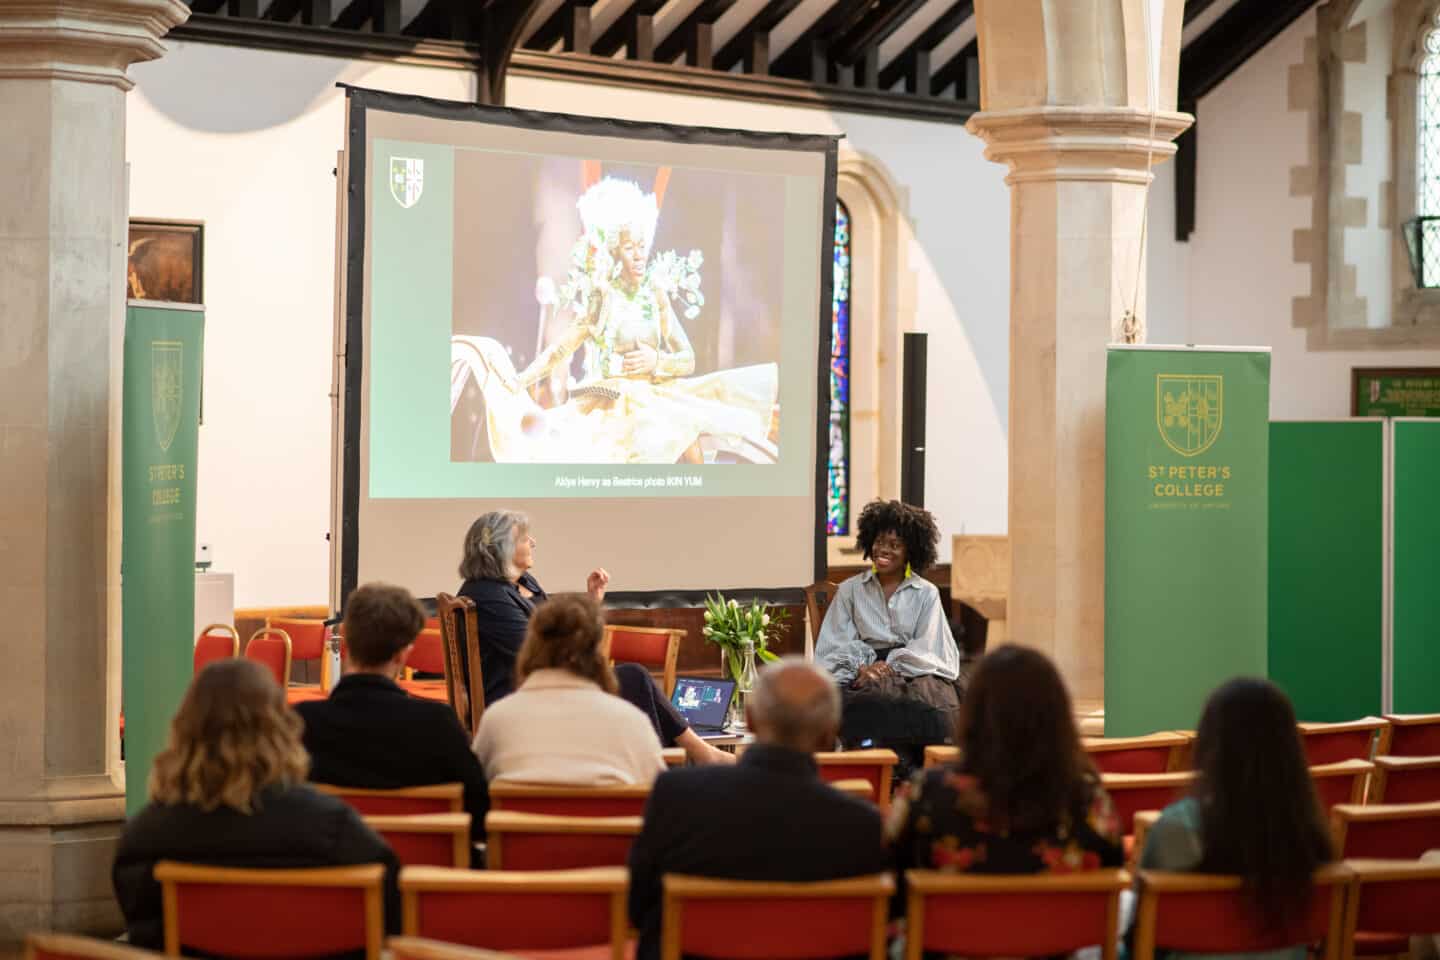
top-left (670, 676), bottom-right (736, 729)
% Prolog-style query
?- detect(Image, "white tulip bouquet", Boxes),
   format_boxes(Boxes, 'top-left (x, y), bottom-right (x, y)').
top-left (701, 593), bottom-right (787, 683)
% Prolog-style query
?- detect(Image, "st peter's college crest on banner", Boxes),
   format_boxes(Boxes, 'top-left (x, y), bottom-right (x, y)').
top-left (152, 340), bottom-right (183, 453)
top-left (1156, 374), bottom-right (1223, 457)
top-left (390, 157), bottom-right (424, 208)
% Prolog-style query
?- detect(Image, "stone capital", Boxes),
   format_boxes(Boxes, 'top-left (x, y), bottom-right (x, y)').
top-left (0, 0), bottom-right (190, 90)
top-left (966, 106), bottom-right (1193, 185)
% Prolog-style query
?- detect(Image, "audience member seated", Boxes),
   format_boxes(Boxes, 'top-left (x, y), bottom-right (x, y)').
top-left (627, 658), bottom-right (886, 960)
top-left (473, 594), bottom-right (666, 786)
top-left (890, 645), bottom-right (1122, 882)
top-left (457, 509), bottom-right (729, 765)
top-left (1134, 678), bottom-right (1333, 960)
top-left (112, 659), bottom-right (399, 948)
top-left (296, 582), bottom-right (490, 860)
top-left (815, 499), bottom-right (961, 770)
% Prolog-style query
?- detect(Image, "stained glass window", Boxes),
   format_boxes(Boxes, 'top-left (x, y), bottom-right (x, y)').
top-left (827, 202), bottom-right (851, 535)
top-left (1420, 30), bottom-right (1440, 286)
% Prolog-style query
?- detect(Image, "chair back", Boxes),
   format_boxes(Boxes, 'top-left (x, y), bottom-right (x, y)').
top-left (1331, 801), bottom-right (1440, 858)
top-left (1083, 733), bottom-right (1192, 774)
top-left (923, 745), bottom-right (957, 769)
top-left (485, 811), bottom-right (641, 870)
top-left (193, 624), bottom-right (239, 675)
top-left (1340, 859), bottom-right (1440, 960)
top-left (1131, 865), bottom-right (1351, 960)
top-left (1384, 713), bottom-right (1440, 756)
top-left (243, 628), bottom-right (292, 687)
top-left (1370, 755), bottom-right (1440, 804)
top-left (400, 865), bottom-right (627, 959)
top-left (314, 782), bottom-right (464, 816)
top-left (1309, 759), bottom-right (1374, 811)
top-left (488, 782), bottom-right (650, 817)
top-left (24, 934), bottom-right (163, 960)
top-left (815, 749), bottom-right (899, 813)
top-left (364, 813), bottom-right (470, 868)
top-left (1298, 718), bottom-right (1391, 765)
top-left (386, 937), bottom-right (515, 960)
top-left (406, 627), bottom-right (447, 676)
top-left (154, 861), bottom-right (384, 960)
top-left (662, 747), bottom-right (686, 768)
top-left (435, 592), bottom-right (483, 736)
top-left (804, 581), bottom-right (840, 642)
top-left (831, 779), bottom-right (875, 802)
top-left (267, 616), bottom-right (328, 663)
top-left (903, 869), bottom-right (1130, 960)
top-left (661, 873), bottom-right (893, 960)
top-left (1101, 772), bottom-right (1196, 836)
top-left (603, 624), bottom-right (682, 698)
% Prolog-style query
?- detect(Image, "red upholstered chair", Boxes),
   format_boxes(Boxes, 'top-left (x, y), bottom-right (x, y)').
top-left (1331, 801), bottom-right (1440, 858)
top-left (25, 933), bottom-right (163, 960)
top-left (406, 627), bottom-right (447, 676)
top-left (313, 782), bottom-right (463, 816)
top-left (922, 745), bottom-right (957, 769)
top-left (1310, 759), bottom-right (1374, 812)
top-left (1298, 718), bottom-right (1391, 765)
top-left (815, 749), bottom-right (899, 814)
top-left (660, 873), bottom-right (893, 960)
top-left (154, 861), bottom-right (385, 960)
top-left (244, 628), bottom-right (292, 688)
top-left (603, 625), bottom-right (683, 699)
top-left (831, 779), bottom-right (876, 803)
top-left (267, 616), bottom-right (330, 688)
top-left (364, 813), bottom-right (470, 868)
top-left (1384, 713), bottom-right (1440, 756)
top-left (902, 869), bottom-right (1130, 960)
top-left (1083, 733), bottom-right (1192, 774)
top-left (387, 937), bottom-right (517, 960)
top-left (1130, 865), bottom-right (1352, 960)
top-left (1339, 858), bottom-right (1440, 960)
top-left (488, 783), bottom-right (650, 817)
top-left (485, 811), bottom-right (641, 870)
top-left (193, 624), bottom-right (239, 675)
top-left (400, 865), bottom-right (628, 960)
top-left (1101, 772), bottom-right (1195, 838)
top-left (1370, 755), bottom-right (1440, 804)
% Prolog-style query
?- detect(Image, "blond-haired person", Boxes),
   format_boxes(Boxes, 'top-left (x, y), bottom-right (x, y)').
top-left (112, 659), bottom-right (399, 949)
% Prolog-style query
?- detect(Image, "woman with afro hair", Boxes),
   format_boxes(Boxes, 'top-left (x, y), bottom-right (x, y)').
top-left (815, 499), bottom-right (961, 765)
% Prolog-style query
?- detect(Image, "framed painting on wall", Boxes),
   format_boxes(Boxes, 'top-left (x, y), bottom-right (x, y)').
top-left (127, 219), bottom-right (203, 304)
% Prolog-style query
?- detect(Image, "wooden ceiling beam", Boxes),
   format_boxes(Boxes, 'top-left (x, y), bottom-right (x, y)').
top-left (593, 0), bottom-right (665, 58)
top-left (524, 0), bottom-right (599, 53)
top-left (653, 0), bottom-right (736, 65)
top-left (876, 0), bottom-right (972, 90)
top-left (830, 0), bottom-right (927, 66)
top-left (712, 0), bottom-right (807, 74)
top-left (928, 37), bottom-right (976, 98)
top-left (769, 0), bottom-right (874, 82)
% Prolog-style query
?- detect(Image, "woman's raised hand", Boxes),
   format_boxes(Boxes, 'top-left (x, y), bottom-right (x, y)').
top-left (586, 567), bottom-right (611, 602)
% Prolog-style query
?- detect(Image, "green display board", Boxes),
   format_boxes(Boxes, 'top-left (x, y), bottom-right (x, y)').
top-left (1268, 422), bottom-right (1383, 721)
top-left (1105, 348), bottom-right (1271, 735)
top-left (1353, 368), bottom-right (1440, 417)
top-left (1393, 419), bottom-right (1440, 713)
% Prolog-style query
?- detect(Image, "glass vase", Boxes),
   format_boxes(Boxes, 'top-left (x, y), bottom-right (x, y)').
top-left (730, 640), bottom-right (758, 731)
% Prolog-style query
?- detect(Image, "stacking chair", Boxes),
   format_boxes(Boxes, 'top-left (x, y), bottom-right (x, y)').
top-left (922, 745), bottom-right (957, 769)
top-left (364, 813), bottom-right (470, 868)
top-left (484, 811), bottom-right (641, 870)
top-left (661, 747), bottom-right (686, 768)
top-left (24, 934), bottom-right (163, 960)
top-left (1331, 801), bottom-right (1440, 858)
top-left (488, 782), bottom-right (650, 817)
top-left (193, 624), bottom-right (239, 675)
top-left (661, 873), bottom-right (893, 960)
top-left (1339, 858), bottom-right (1440, 960)
top-left (1298, 718), bottom-right (1391, 765)
top-left (603, 624), bottom-right (683, 699)
top-left (1370, 755), bottom-right (1440, 804)
top-left (830, 779), bottom-right (876, 803)
top-left (1130, 865), bottom-right (1352, 960)
top-left (399, 627), bottom-right (450, 702)
top-left (1101, 772), bottom-right (1195, 839)
top-left (154, 861), bottom-right (385, 960)
top-left (266, 616), bottom-right (331, 688)
top-left (815, 749), bottom-right (899, 813)
top-left (902, 869), bottom-right (1130, 960)
top-left (400, 865), bottom-right (628, 960)
top-left (1384, 712), bottom-right (1440, 756)
top-left (1309, 759), bottom-right (1374, 812)
top-left (387, 938), bottom-right (517, 960)
top-left (1082, 733), bottom-right (1192, 774)
top-left (436, 592), bottom-right (484, 736)
top-left (243, 628), bottom-right (292, 687)
top-left (314, 782), bottom-right (464, 816)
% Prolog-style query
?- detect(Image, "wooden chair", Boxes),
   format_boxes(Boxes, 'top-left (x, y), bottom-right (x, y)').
top-left (804, 581), bottom-right (840, 644)
top-left (314, 782), bottom-right (463, 816)
top-left (243, 627), bottom-right (292, 687)
top-left (485, 811), bottom-right (642, 870)
top-left (1133, 810), bottom-right (1162, 859)
top-left (1384, 712), bottom-right (1440, 756)
top-left (154, 861), bottom-right (385, 960)
top-left (902, 869), bottom-right (1130, 960)
top-left (815, 749), bottom-right (899, 814)
top-left (1370, 755), bottom-right (1440, 804)
top-left (1310, 759), bottom-right (1374, 812)
top-left (1082, 733), bottom-right (1192, 774)
top-left (364, 813), bottom-right (470, 868)
top-left (24, 934), bottom-right (163, 960)
top-left (1339, 858), bottom-right (1440, 960)
top-left (1101, 772), bottom-right (1195, 838)
top-left (661, 747), bottom-right (685, 768)
top-left (488, 782), bottom-right (650, 817)
top-left (1298, 718), bottom-right (1392, 765)
top-left (193, 624), bottom-right (239, 675)
top-left (661, 873), bottom-right (893, 960)
top-left (400, 865), bottom-right (628, 960)
top-left (267, 616), bottom-right (331, 688)
top-left (603, 624), bottom-right (683, 698)
top-left (1131, 865), bottom-right (1352, 960)
top-left (436, 592), bottom-right (484, 736)
top-left (386, 937), bottom-right (519, 960)
top-left (922, 745), bottom-right (957, 769)
top-left (831, 778), bottom-right (875, 802)
top-left (1331, 801), bottom-right (1440, 858)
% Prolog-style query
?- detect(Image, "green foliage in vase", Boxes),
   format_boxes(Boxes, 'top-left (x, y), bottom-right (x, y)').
top-left (701, 593), bottom-right (787, 682)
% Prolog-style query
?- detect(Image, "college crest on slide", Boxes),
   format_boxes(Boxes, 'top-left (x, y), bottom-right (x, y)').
top-left (152, 340), bottom-right (183, 454)
top-left (390, 157), bottom-right (424, 208)
top-left (1156, 374), bottom-right (1223, 457)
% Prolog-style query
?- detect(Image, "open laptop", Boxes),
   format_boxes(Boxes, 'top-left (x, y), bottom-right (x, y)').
top-left (670, 676), bottom-right (737, 739)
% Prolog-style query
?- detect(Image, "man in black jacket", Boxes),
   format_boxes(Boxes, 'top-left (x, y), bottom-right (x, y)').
top-left (296, 583), bottom-right (489, 862)
top-left (626, 659), bottom-right (886, 960)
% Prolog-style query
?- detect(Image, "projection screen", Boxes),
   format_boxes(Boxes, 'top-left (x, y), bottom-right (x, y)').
top-left (334, 87), bottom-right (837, 605)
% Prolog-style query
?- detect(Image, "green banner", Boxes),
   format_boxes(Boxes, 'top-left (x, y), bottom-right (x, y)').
top-left (1105, 347), bottom-right (1271, 736)
top-left (122, 301), bottom-right (204, 815)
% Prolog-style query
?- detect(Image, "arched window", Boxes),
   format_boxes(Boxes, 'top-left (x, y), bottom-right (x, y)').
top-left (1420, 29), bottom-right (1440, 287)
top-left (827, 201), bottom-right (851, 535)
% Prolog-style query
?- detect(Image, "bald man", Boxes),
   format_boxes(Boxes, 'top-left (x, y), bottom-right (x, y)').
top-left (626, 658), bottom-right (885, 960)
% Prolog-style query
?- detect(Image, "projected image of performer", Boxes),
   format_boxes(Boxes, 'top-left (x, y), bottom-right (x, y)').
top-left (450, 176), bottom-right (780, 465)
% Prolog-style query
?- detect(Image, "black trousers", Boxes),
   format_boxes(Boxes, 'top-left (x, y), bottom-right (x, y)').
top-left (615, 663), bottom-right (689, 747)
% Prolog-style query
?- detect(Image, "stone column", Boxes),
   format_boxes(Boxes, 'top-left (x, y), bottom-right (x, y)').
top-left (0, 0), bottom-right (187, 944)
top-left (966, 0), bottom-right (1191, 702)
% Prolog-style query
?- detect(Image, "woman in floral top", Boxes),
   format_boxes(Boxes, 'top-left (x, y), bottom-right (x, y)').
top-left (888, 645), bottom-right (1123, 881)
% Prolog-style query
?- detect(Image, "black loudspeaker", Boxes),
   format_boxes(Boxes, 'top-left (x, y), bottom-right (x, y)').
top-left (901, 332), bottom-right (928, 508)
